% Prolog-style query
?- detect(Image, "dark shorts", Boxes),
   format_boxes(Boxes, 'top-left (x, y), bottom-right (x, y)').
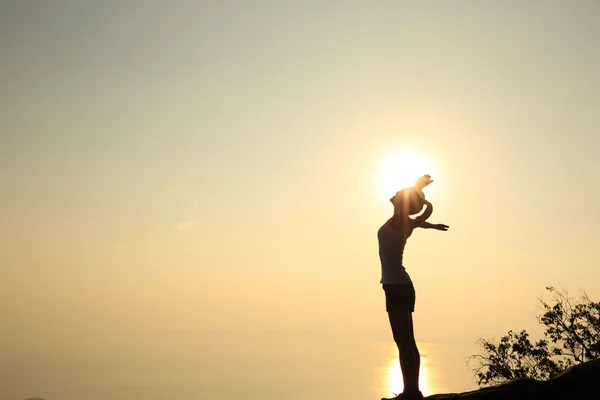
top-left (383, 283), bottom-right (416, 313)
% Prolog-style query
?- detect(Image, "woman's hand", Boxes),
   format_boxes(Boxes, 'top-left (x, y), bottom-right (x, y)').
top-left (434, 224), bottom-right (449, 231)
top-left (414, 174), bottom-right (434, 189)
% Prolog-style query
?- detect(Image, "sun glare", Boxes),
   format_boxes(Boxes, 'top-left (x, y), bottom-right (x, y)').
top-left (384, 343), bottom-right (433, 397)
top-left (376, 148), bottom-right (435, 198)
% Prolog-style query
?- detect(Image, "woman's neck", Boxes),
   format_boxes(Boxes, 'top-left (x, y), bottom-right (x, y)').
top-left (390, 213), bottom-right (410, 229)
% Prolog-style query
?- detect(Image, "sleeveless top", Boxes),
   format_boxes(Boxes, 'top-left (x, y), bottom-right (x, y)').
top-left (378, 219), bottom-right (414, 284)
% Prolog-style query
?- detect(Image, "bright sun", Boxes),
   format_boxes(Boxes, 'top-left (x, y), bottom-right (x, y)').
top-left (376, 148), bottom-right (435, 198)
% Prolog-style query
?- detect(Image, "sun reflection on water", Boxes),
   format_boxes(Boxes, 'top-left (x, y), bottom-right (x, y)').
top-left (382, 342), bottom-right (434, 397)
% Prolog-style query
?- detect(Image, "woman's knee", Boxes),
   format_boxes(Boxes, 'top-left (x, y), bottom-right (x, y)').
top-left (412, 341), bottom-right (420, 356)
top-left (393, 331), bottom-right (413, 348)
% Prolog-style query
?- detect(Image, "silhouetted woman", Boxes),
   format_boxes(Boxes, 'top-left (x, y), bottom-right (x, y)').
top-left (378, 174), bottom-right (449, 400)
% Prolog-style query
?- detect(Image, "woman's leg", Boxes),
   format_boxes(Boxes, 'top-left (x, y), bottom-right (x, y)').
top-left (409, 312), bottom-right (420, 388)
top-left (388, 309), bottom-right (420, 395)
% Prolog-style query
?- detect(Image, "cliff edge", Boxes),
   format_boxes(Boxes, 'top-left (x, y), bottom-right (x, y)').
top-left (427, 359), bottom-right (600, 399)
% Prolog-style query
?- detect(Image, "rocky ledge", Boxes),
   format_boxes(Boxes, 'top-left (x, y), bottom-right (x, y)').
top-left (428, 359), bottom-right (600, 400)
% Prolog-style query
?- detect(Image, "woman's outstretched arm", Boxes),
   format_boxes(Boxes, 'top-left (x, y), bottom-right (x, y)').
top-left (416, 221), bottom-right (449, 231)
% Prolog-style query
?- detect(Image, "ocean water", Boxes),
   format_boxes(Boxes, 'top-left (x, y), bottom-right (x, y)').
top-left (3, 330), bottom-right (473, 400)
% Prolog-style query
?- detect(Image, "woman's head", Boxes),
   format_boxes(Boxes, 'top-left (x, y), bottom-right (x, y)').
top-left (390, 187), bottom-right (426, 215)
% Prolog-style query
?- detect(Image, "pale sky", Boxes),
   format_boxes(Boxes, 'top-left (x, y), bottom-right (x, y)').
top-left (1, 1), bottom-right (599, 399)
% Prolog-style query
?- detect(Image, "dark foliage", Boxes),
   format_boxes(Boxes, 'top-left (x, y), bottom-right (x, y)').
top-left (469, 287), bottom-right (600, 387)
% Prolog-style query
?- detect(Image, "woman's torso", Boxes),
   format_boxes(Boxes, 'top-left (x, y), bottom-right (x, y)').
top-left (378, 218), bottom-right (414, 285)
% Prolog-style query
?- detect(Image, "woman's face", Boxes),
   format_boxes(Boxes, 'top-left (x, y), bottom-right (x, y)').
top-left (391, 189), bottom-right (425, 215)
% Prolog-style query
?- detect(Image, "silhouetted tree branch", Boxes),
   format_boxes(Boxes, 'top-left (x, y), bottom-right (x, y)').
top-left (468, 287), bottom-right (599, 387)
